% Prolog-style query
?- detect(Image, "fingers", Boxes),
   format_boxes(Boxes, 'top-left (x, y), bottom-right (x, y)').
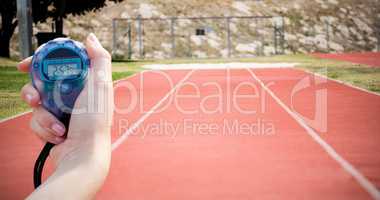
top-left (17, 56), bottom-right (32, 72)
top-left (21, 83), bottom-right (40, 107)
top-left (30, 107), bottom-right (66, 144)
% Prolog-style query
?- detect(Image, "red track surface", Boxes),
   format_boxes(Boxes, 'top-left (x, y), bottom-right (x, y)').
top-left (312, 52), bottom-right (380, 67)
top-left (0, 68), bottom-right (379, 199)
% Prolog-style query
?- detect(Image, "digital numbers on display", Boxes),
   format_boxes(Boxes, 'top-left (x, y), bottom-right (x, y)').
top-left (46, 63), bottom-right (81, 80)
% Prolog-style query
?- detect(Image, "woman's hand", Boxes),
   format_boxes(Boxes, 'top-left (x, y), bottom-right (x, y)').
top-left (19, 33), bottom-right (114, 199)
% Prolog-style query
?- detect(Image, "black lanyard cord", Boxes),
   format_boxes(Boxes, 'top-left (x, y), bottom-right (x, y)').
top-left (32, 98), bottom-right (71, 188)
top-left (33, 142), bottom-right (55, 188)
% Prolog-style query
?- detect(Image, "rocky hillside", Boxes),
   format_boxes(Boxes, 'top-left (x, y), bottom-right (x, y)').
top-left (10, 0), bottom-right (380, 59)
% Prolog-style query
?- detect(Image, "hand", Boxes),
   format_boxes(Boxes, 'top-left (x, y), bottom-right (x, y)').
top-left (19, 33), bottom-right (114, 199)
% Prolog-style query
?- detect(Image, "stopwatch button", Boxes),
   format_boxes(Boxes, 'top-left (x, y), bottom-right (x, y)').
top-left (60, 83), bottom-right (72, 94)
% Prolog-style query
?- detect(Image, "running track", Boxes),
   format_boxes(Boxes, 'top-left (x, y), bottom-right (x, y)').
top-left (0, 67), bottom-right (379, 199)
top-left (312, 52), bottom-right (380, 67)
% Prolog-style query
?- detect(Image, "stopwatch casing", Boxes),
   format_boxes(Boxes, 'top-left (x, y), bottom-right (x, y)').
top-left (31, 38), bottom-right (90, 126)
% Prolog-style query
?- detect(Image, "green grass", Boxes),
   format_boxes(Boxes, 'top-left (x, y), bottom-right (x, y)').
top-left (0, 57), bottom-right (18, 67)
top-left (290, 55), bottom-right (380, 93)
top-left (0, 58), bottom-right (30, 119)
top-left (301, 66), bottom-right (380, 93)
top-left (0, 67), bottom-right (30, 119)
top-left (1, 54), bottom-right (379, 119)
top-left (112, 71), bottom-right (136, 80)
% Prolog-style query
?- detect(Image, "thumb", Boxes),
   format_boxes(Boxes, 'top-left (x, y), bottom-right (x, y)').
top-left (86, 33), bottom-right (111, 61)
top-left (85, 33), bottom-right (112, 83)
top-left (68, 33), bottom-right (114, 135)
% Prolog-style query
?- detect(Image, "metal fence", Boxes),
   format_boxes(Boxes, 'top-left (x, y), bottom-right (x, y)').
top-left (112, 16), bottom-right (285, 60)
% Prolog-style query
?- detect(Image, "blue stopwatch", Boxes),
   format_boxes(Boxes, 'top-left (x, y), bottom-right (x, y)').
top-left (31, 38), bottom-right (90, 188)
top-left (31, 38), bottom-right (90, 126)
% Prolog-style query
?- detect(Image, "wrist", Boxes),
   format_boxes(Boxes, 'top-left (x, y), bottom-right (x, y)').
top-left (28, 134), bottom-right (111, 200)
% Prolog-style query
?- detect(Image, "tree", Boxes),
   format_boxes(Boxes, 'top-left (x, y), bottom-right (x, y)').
top-left (0, 0), bottom-right (123, 58)
top-left (0, 1), bottom-right (18, 58)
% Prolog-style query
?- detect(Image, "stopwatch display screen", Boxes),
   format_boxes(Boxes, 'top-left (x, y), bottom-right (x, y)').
top-left (47, 63), bottom-right (80, 77)
top-left (43, 58), bottom-right (82, 80)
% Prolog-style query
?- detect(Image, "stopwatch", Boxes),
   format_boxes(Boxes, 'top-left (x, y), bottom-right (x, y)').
top-left (30, 38), bottom-right (90, 188)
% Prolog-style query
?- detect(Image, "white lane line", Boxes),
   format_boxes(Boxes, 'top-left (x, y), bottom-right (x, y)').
top-left (111, 69), bottom-right (195, 151)
top-left (300, 68), bottom-right (380, 97)
top-left (0, 110), bottom-right (32, 123)
top-left (247, 69), bottom-right (380, 200)
top-left (0, 71), bottom-right (147, 124)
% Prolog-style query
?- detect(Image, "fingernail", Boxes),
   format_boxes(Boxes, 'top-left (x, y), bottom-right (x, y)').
top-left (88, 33), bottom-right (101, 47)
top-left (51, 123), bottom-right (65, 136)
top-left (25, 94), bottom-right (33, 103)
top-left (88, 33), bottom-right (96, 41)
